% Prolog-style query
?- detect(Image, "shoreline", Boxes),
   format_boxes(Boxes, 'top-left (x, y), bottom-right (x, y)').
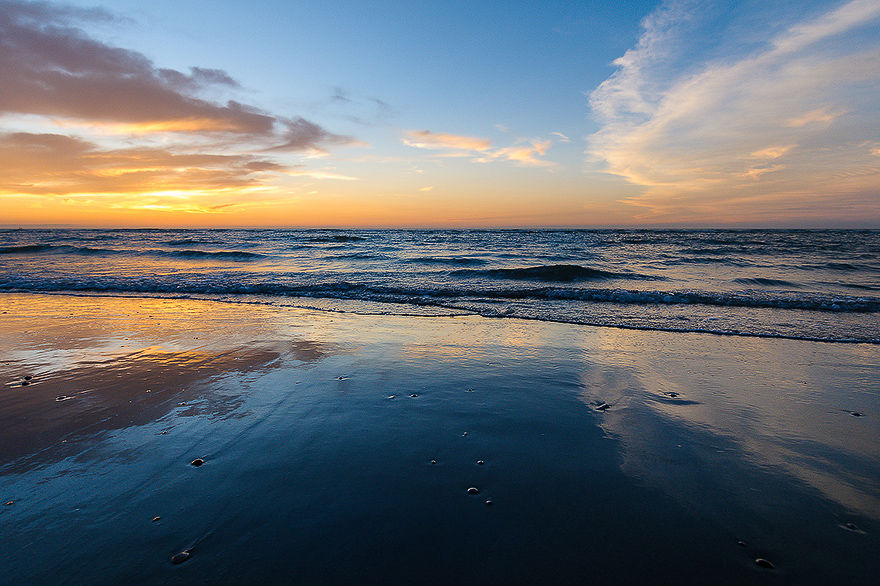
top-left (1, 292), bottom-right (878, 585)
top-left (6, 289), bottom-right (878, 345)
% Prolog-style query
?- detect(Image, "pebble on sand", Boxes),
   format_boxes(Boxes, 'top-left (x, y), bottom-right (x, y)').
top-left (409, 393), bottom-right (418, 398)
top-left (190, 458), bottom-right (204, 467)
top-left (467, 487), bottom-right (479, 495)
top-left (596, 403), bottom-right (610, 411)
top-left (755, 558), bottom-right (775, 569)
top-left (152, 516), bottom-right (161, 522)
top-left (4, 501), bottom-right (13, 506)
top-left (477, 460), bottom-right (484, 465)
top-left (171, 551), bottom-right (190, 564)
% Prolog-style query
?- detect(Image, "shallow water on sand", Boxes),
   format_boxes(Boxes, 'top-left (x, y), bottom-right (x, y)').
top-left (1, 294), bottom-right (878, 585)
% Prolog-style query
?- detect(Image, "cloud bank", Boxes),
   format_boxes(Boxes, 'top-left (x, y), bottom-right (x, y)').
top-left (0, 0), bottom-right (354, 204)
top-left (588, 0), bottom-right (880, 224)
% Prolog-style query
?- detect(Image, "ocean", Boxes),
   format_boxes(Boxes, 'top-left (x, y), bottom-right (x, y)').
top-left (2, 228), bottom-right (877, 343)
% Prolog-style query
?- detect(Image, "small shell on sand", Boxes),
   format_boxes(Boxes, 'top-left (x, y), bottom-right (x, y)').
top-left (755, 558), bottom-right (775, 569)
top-left (596, 403), bottom-right (610, 411)
top-left (476, 460), bottom-right (484, 465)
top-left (409, 393), bottom-right (418, 398)
top-left (152, 516), bottom-right (161, 522)
top-left (190, 458), bottom-right (204, 467)
top-left (171, 551), bottom-right (190, 564)
top-left (467, 487), bottom-right (479, 495)
top-left (485, 500), bottom-right (493, 506)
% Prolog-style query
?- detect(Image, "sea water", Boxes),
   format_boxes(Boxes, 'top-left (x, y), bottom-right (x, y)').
top-left (1, 228), bottom-right (878, 343)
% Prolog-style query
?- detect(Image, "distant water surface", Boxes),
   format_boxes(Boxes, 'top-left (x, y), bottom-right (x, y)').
top-left (1, 229), bottom-right (878, 342)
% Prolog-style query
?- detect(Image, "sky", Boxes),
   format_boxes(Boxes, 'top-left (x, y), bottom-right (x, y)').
top-left (1, 0), bottom-right (878, 228)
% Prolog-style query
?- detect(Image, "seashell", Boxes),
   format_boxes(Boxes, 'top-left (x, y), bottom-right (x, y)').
top-left (171, 551), bottom-right (190, 564)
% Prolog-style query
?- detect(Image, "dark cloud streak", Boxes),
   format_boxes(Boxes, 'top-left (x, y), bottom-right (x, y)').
top-left (269, 117), bottom-right (354, 152)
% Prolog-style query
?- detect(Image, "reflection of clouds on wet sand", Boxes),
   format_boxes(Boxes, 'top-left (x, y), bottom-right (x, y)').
top-left (577, 328), bottom-right (880, 519)
top-left (1, 344), bottom-right (287, 472)
top-left (287, 339), bottom-right (340, 365)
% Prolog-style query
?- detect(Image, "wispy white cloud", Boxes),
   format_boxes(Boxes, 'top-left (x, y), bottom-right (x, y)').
top-left (587, 0), bottom-right (880, 224)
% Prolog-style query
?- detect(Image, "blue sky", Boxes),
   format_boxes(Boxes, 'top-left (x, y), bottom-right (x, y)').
top-left (1, 0), bottom-right (878, 227)
top-left (81, 0), bottom-right (651, 140)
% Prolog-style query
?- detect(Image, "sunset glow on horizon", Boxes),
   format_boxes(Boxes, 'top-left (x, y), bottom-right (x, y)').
top-left (1, 0), bottom-right (878, 228)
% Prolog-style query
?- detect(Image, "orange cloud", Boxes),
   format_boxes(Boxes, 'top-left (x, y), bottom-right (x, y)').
top-left (0, 0), bottom-right (358, 205)
top-left (403, 130), bottom-right (559, 168)
top-left (402, 130), bottom-right (492, 151)
top-left (0, 132), bottom-right (286, 196)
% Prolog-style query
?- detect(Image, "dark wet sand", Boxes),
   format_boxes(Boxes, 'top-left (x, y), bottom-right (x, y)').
top-left (1, 293), bottom-right (878, 585)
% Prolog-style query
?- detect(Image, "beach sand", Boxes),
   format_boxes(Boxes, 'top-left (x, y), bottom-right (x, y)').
top-left (1, 293), bottom-right (878, 585)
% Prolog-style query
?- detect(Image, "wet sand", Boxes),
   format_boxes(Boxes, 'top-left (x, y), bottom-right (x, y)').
top-left (1, 293), bottom-right (878, 585)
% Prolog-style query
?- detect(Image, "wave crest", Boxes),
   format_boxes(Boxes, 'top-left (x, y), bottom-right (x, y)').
top-left (454, 264), bottom-right (638, 282)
